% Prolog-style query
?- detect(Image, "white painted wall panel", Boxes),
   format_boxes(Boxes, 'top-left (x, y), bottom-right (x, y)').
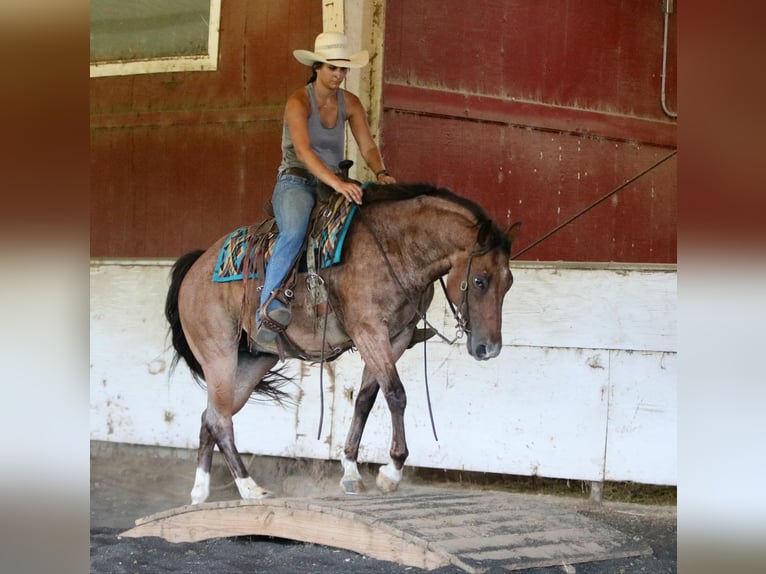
top-left (323, 344), bottom-right (610, 481)
top-left (89, 261), bottom-right (677, 485)
top-left (604, 350), bottom-right (677, 484)
top-left (504, 264), bottom-right (677, 352)
top-left (90, 263), bottom-right (205, 448)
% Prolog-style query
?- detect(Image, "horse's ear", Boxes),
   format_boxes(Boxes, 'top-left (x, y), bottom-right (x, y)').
top-left (506, 221), bottom-right (522, 243)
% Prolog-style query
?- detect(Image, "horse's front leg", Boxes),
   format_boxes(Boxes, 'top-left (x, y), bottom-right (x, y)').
top-left (347, 328), bottom-right (413, 494)
top-left (340, 367), bottom-right (380, 494)
top-left (376, 372), bottom-right (409, 493)
top-left (340, 368), bottom-right (408, 494)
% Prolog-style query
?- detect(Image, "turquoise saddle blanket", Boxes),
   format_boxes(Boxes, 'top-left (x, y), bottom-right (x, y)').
top-left (213, 201), bottom-right (358, 283)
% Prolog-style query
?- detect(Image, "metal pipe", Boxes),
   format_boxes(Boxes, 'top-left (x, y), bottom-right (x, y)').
top-left (661, 0), bottom-right (678, 118)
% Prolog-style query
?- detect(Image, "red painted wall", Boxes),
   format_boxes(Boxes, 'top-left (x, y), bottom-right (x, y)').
top-left (90, 0), bottom-right (322, 257)
top-left (380, 0), bottom-right (677, 263)
top-left (90, 1), bottom-right (677, 263)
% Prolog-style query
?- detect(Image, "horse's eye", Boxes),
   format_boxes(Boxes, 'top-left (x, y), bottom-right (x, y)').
top-left (473, 276), bottom-right (487, 291)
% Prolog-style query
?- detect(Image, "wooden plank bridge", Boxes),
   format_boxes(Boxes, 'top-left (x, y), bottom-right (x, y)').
top-left (121, 488), bottom-right (651, 572)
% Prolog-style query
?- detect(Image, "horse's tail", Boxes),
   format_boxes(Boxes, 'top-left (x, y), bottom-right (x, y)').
top-left (165, 248), bottom-right (293, 404)
top-left (165, 249), bottom-right (206, 381)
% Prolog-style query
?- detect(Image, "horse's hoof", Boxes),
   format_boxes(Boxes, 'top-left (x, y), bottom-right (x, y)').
top-left (376, 472), bottom-right (400, 493)
top-left (340, 478), bottom-right (366, 495)
top-left (190, 488), bottom-right (208, 505)
top-left (243, 488), bottom-right (273, 500)
top-left (190, 469), bottom-right (211, 505)
top-left (190, 492), bottom-right (208, 505)
top-left (236, 477), bottom-right (273, 500)
top-left (376, 463), bottom-right (403, 493)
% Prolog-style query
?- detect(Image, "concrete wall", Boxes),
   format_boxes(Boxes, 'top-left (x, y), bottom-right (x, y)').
top-left (90, 261), bottom-right (676, 485)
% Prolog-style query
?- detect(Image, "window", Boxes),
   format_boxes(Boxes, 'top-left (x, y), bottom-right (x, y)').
top-left (90, 0), bottom-right (221, 77)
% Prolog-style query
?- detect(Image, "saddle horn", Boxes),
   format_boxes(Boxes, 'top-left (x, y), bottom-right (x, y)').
top-left (338, 159), bottom-right (354, 180)
top-left (316, 159), bottom-right (360, 203)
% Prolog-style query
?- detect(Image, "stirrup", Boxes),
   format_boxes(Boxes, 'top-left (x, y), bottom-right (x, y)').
top-left (261, 307), bottom-right (291, 332)
top-left (255, 307), bottom-right (292, 345)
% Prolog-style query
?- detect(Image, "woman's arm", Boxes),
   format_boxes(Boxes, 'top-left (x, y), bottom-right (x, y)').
top-left (346, 92), bottom-right (396, 184)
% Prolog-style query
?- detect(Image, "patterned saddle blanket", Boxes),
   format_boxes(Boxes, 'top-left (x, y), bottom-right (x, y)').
top-left (213, 196), bottom-right (358, 283)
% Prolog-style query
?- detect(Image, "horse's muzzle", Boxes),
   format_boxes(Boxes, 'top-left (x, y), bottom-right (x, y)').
top-left (468, 338), bottom-right (502, 361)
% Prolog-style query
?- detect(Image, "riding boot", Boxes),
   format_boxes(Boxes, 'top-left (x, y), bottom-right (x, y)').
top-left (255, 291), bottom-right (292, 344)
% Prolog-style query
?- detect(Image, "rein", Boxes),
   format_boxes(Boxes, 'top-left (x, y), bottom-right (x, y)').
top-left (355, 209), bottom-right (487, 441)
top-left (356, 209), bottom-right (478, 344)
top-left (312, 182), bottom-right (485, 442)
top-left (316, 299), bottom-right (330, 440)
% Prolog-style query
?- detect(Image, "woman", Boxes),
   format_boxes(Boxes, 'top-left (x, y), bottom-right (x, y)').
top-left (256, 32), bottom-right (396, 344)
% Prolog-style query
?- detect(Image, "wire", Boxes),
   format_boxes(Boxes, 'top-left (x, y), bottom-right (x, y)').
top-left (512, 150), bottom-right (677, 260)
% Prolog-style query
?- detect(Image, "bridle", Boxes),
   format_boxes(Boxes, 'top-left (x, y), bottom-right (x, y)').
top-left (358, 210), bottom-right (490, 344)
top-left (340, 211), bottom-right (501, 442)
top-left (357, 212), bottom-right (497, 441)
top-left (438, 254), bottom-right (474, 340)
top-left (439, 238), bottom-right (498, 341)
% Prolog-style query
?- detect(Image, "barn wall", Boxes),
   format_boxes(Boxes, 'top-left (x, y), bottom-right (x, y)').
top-left (379, 0), bottom-right (677, 263)
top-left (90, 260), bottom-right (676, 486)
top-left (89, 1), bottom-right (677, 486)
top-left (90, 1), bottom-right (677, 263)
top-left (90, 0), bottom-right (323, 257)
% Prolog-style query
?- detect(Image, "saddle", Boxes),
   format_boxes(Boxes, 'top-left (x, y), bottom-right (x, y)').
top-left (222, 161), bottom-right (436, 358)
top-left (240, 161), bottom-right (361, 358)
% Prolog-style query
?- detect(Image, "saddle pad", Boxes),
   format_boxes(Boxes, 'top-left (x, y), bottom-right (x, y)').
top-left (212, 200), bottom-right (358, 283)
top-left (317, 198), bottom-right (358, 268)
top-left (212, 226), bottom-right (274, 283)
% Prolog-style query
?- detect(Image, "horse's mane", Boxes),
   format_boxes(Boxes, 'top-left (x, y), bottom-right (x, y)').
top-left (362, 182), bottom-right (511, 254)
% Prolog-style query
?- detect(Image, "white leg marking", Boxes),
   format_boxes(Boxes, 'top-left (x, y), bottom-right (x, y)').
top-left (341, 457), bottom-right (362, 481)
top-left (376, 461), bottom-right (403, 493)
top-left (235, 477), bottom-right (272, 500)
top-left (339, 457), bottom-right (365, 494)
top-left (190, 468), bottom-right (210, 505)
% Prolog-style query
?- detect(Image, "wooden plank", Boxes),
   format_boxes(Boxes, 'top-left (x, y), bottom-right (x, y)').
top-left (120, 489), bottom-right (652, 572)
top-left (604, 350), bottom-right (677, 484)
top-left (90, 106), bottom-right (284, 129)
top-left (501, 264), bottom-right (677, 352)
top-left (383, 1), bottom-right (676, 126)
top-left (379, 110), bottom-right (677, 264)
top-left (380, 1), bottom-right (677, 265)
top-left (329, 342), bottom-right (611, 481)
top-left (121, 498), bottom-right (454, 571)
top-left (383, 83), bottom-right (677, 148)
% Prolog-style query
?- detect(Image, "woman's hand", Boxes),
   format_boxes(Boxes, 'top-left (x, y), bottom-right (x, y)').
top-left (334, 180), bottom-right (364, 205)
top-left (377, 173), bottom-right (396, 184)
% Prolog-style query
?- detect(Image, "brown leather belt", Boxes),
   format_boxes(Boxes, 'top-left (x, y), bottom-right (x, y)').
top-left (280, 167), bottom-right (313, 180)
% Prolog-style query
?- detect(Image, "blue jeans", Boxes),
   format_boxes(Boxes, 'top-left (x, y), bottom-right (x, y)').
top-left (258, 173), bottom-right (317, 318)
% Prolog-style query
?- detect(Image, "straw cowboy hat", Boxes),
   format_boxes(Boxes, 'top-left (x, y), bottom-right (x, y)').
top-left (293, 32), bottom-right (369, 68)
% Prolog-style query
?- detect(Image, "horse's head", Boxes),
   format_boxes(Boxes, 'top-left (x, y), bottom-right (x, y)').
top-left (445, 221), bottom-right (522, 360)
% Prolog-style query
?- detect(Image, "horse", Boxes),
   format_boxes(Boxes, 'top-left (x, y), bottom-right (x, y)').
top-left (165, 181), bottom-right (521, 504)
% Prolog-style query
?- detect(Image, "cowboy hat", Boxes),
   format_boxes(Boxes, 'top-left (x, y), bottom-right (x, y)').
top-left (293, 32), bottom-right (369, 68)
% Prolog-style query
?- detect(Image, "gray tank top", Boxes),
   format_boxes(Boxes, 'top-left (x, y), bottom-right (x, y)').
top-left (278, 83), bottom-right (347, 174)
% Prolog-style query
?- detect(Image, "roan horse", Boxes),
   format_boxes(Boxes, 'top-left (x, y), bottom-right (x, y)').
top-left (165, 181), bottom-right (521, 504)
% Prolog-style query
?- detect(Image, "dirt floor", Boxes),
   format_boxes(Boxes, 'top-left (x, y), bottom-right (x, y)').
top-left (90, 441), bottom-right (677, 573)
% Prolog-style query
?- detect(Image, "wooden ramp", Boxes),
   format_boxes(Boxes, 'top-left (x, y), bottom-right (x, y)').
top-left (121, 488), bottom-right (651, 572)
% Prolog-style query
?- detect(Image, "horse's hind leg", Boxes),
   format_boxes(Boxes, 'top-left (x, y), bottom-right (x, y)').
top-left (190, 352), bottom-right (279, 504)
top-left (190, 409), bottom-right (216, 504)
